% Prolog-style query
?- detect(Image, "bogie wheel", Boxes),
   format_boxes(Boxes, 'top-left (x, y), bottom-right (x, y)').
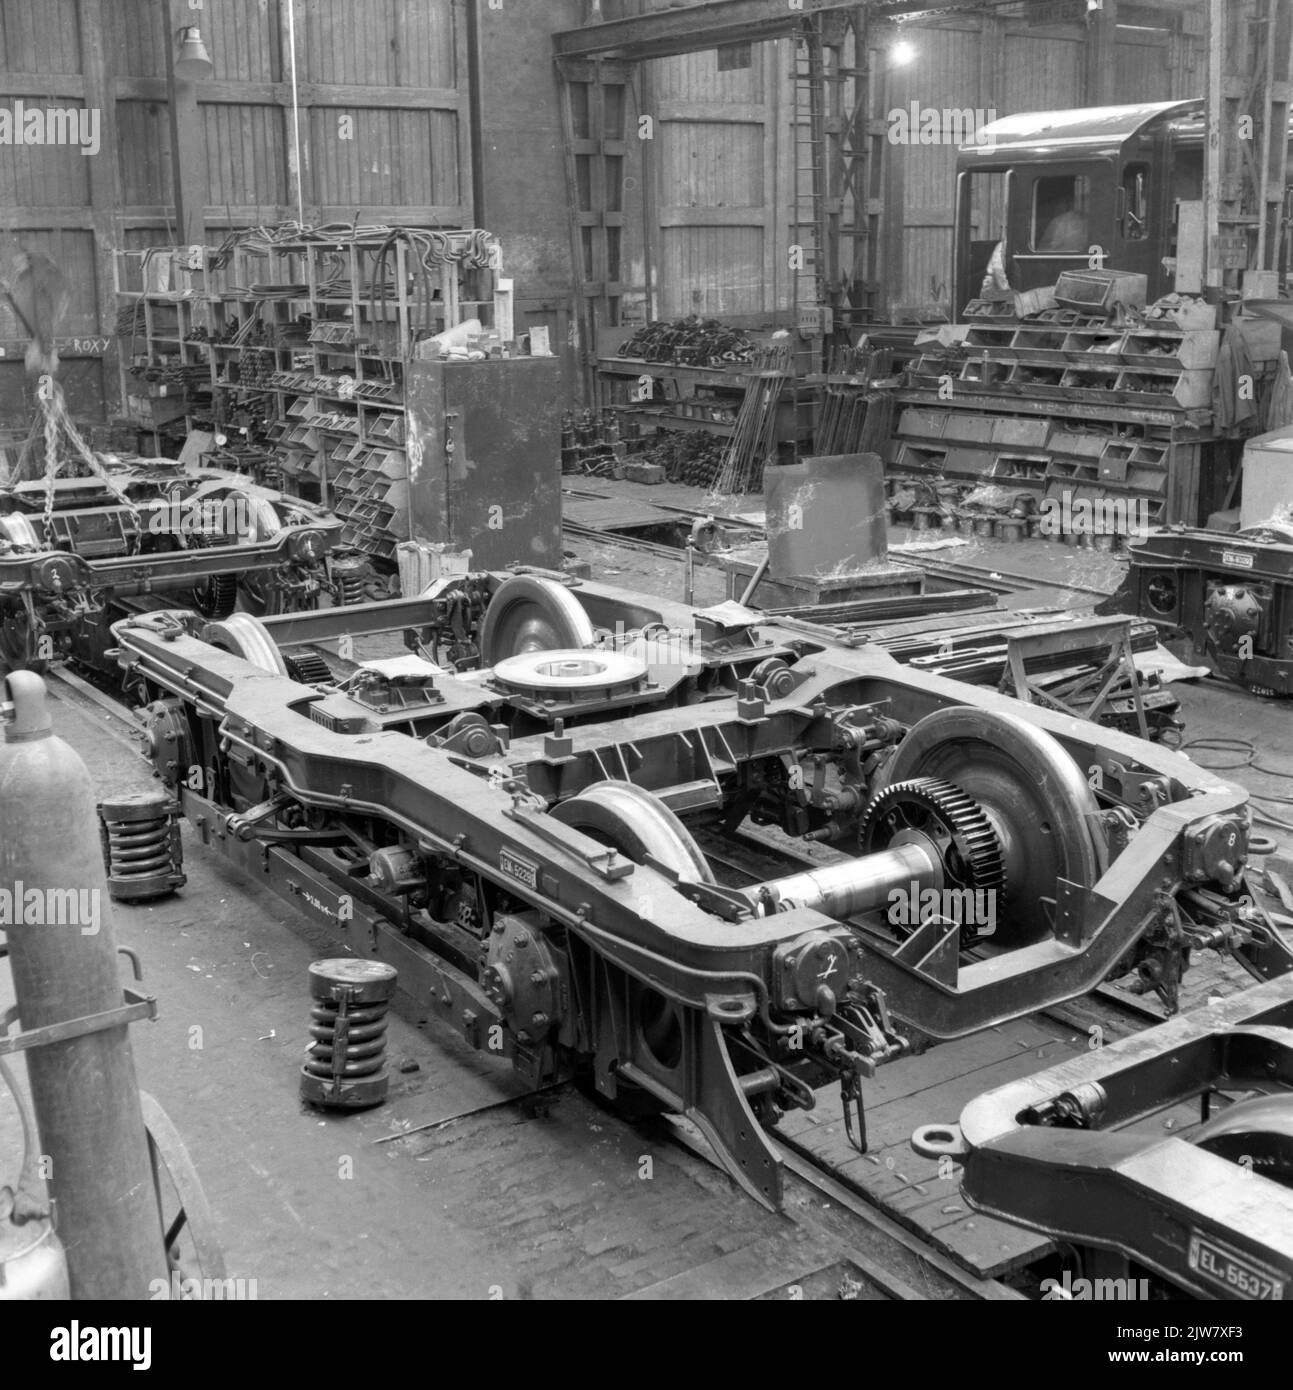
top-left (201, 612), bottom-right (289, 676)
top-left (553, 782), bottom-right (713, 1087)
top-left (190, 572), bottom-right (239, 620)
top-left (140, 1092), bottom-right (228, 1299)
top-left (552, 780), bottom-right (716, 885)
top-left (479, 575), bottom-right (595, 666)
top-left (875, 707), bottom-right (1105, 946)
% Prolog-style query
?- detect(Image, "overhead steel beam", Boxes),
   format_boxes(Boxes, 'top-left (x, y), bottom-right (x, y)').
top-left (553, 0), bottom-right (861, 62)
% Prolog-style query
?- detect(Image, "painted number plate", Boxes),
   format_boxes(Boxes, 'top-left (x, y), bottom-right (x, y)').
top-left (1220, 551), bottom-right (1255, 569)
top-left (1188, 1233), bottom-right (1285, 1300)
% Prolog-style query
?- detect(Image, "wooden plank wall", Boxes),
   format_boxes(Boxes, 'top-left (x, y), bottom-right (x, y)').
top-left (646, 42), bottom-right (790, 320)
top-left (620, 4), bottom-right (1205, 324)
top-left (0, 0), bottom-right (469, 422)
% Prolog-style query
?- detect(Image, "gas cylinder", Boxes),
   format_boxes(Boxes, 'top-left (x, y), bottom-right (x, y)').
top-left (0, 1058), bottom-right (70, 1300)
top-left (0, 670), bottom-right (166, 1298)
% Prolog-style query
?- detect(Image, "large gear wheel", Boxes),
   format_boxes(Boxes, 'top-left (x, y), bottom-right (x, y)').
top-left (860, 777), bottom-right (1005, 936)
top-left (873, 706), bottom-right (1105, 947)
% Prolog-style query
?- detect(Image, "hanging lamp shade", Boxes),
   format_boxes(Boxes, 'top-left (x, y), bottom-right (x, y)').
top-left (174, 27), bottom-right (213, 80)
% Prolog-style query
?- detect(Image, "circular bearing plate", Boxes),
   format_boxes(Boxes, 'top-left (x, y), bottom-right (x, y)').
top-left (552, 780), bottom-right (715, 884)
top-left (479, 576), bottom-right (596, 665)
top-left (201, 611), bottom-right (288, 676)
top-left (492, 648), bottom-right (646, 696)
top-left (877, 707), bottom-right (1105, 946)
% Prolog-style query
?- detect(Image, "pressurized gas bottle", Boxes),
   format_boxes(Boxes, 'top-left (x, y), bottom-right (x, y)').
top-left (0, 670), bottom-right (166, 1298)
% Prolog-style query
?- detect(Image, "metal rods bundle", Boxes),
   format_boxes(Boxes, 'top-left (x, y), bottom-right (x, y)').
top-left (814, 343), bottom-right (895, 457)
top-left (711, 342), bottom-right (793, 497)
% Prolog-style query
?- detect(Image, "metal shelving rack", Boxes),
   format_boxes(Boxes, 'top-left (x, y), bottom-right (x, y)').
top-left (116, 229), bottom-right (507, 563)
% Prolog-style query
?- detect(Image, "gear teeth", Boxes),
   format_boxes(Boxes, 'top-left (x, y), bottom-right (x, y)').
top-left (860, 775), bottom-right (1006, 902)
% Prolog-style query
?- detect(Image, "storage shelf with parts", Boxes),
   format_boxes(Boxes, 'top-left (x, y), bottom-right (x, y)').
top-left (594, 325), bottom-right (799, 444)
top-left (885, 311), bottom-right (1227, 539)
top-left (118, 228), bottom-right (507, 563)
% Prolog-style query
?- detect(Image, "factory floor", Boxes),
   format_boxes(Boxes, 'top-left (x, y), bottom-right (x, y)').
top-left (3, 496), bottom-right (1292, 1301)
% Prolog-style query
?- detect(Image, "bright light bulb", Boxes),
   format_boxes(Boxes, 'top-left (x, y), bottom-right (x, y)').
top-left (892, 40), bottom-right (915, 66)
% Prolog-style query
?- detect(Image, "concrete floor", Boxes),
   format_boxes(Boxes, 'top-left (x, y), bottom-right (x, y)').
top-left (0, 682), bottom-right (948, 1301)
top-left (4, 500), bottom-right (1292, 1299)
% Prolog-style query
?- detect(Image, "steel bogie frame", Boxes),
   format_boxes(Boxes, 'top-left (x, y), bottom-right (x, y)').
top-left (112, 572), bottom-right (1292, 1208)
top-left (0, 469), bottom-right (343, 669)
top-left (923, 975), bottom-right (1293, 1298)
top-left (1106, 524), bottom-right (1293, 697)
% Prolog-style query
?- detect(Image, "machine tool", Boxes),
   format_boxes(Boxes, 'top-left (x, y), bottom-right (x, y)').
top-left (111, 570), bottom-right (1292, 1212)
top-left (0, 463), bottom-right (345, 676)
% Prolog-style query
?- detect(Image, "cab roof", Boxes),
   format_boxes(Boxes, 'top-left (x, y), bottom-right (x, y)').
top-left (957, 99), bottom-right (1203, 167)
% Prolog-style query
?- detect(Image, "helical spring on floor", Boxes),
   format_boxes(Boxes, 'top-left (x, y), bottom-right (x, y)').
top-left (300, 959), bottom-right (399, 1110)
top-left (96, 791), bottom-right (186, 902)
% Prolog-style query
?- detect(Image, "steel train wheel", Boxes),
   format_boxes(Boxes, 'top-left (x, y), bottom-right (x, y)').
top-left (875, 707), bottom-right (1105, 946)
top-left (200, 612), bottom-right (289, 677)
top-left (553, 781), bottom-right (713, 1075)
top-left (552, 781), bottom-right (715, 885)
top-left (1191, 1092), bottom-right (1293, 1188)
top-left (140, 1092), bottom-right (228, 1299)
top-left (479, 576), bottom-right (595, 666)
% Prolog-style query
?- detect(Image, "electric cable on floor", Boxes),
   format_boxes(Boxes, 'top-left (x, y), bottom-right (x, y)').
top-left (1180, 737), bottom-right (1293, 833)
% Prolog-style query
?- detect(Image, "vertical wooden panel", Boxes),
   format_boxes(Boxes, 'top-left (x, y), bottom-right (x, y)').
top-left (659, 226), bottom-right (764, 317)
top-left (116, 100), bottom-right (172, 207)
top-left (301, 0), bottom-right (456, 87)
top-left (204, 105), bottom-right (286, 208)
top-left (0, 96), bottom-right (93, 206)
top-left (649, 39), bottom-right (781, 320)
top-left (660, 122), bottom-right (764, 206)
top-left (1116, 33), bottom-right (1172, 102)
top-left (0, 0), bottom-right (82, 74)
top-left (111, 0), bottom-right (168, 78)
top-left (1002, 32), bottom-right (1086, 111)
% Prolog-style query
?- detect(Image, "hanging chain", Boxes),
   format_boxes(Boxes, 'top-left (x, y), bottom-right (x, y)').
top-left (40, 376), bottom-right (59, 547)
top-left (35, 375), bottom-right (141, 549)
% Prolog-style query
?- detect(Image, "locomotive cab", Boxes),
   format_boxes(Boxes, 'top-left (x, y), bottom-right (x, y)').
top-left (952, 99), bottom-right (1205, 316)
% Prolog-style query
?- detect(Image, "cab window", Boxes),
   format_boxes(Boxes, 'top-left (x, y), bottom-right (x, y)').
top-left (1031, 175), bottom-right (1090, 252)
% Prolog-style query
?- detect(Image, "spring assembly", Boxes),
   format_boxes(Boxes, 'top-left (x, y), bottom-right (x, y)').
top-left (96, 791), bottom-right (186, 902)
top-left (332, 553), bottom-right (369, 606)
top-left (300, 959), bottom-right (399, 1110)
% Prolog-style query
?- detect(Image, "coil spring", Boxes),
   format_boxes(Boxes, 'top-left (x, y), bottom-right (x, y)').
top-left (300, 960), bottom-right (399, 1109)
top-left (336, 572), bottom-right (365, 606)
top-left (97, 793), bottom-right (186, 902)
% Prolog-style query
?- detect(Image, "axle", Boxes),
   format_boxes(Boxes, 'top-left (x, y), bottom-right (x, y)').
top-left (743, 840), bottom-right (942, 919)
